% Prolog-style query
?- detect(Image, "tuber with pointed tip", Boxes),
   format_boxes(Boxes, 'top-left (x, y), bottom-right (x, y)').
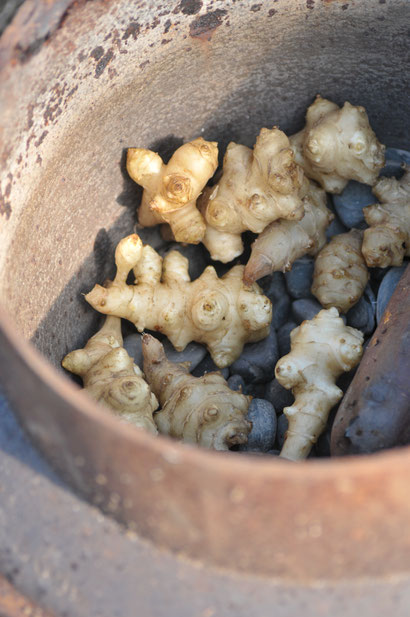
top-left (311, 229), bottom-right (369, 313)
top-left (198, 127), bottom-right (306, 262)
top-left (127, 137), bottom-right (218, 244)
top-left (290, 95), bottom-right (385, 193)
top-left (142, 334), bottom-right (252, 450)
top-left (275, 308), bottom-right (364, 460)
top-left (362, 166), bottom-right (410, 268)
top-left (85, 233), bottom-right (272, 368)
top-left (62, 316), bottom-right (158, 433)
top-left (244, 180), bottom-right (333, 283)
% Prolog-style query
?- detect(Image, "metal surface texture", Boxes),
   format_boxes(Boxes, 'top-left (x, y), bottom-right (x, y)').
top-left (331, 264), bottom-right (410, 455)
top-left (0, 0), bottom-right (410, 608)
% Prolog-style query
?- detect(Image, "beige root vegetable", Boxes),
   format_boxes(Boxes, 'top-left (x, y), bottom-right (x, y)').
top-left (127, 137), bottom-right (218, 244)
top-left (362, 167), bottom-right (410, 267)
top-left (62, 316), bottom-right (158, 434)
top-left (142, 334), bottom-right (252, 450)
top-left (275, 308), bottom-right (364, 461)
top-left (85, 234), bottom-right (272, 368)
top-left (311, 229), bottom-right (369, 313)
top-left (198, 127), bottom-right (305, 262)
top-left (244, 180), bottom-right (333, 283)
top-left (290, 95), bottom-right (385, 193)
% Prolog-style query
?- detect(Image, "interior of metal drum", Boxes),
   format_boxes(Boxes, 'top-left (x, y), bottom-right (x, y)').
top-left (0, 0), bottom-right (410, 582)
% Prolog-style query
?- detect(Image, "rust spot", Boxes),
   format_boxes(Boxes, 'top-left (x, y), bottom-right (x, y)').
top-left (95, 48), bottom-right (115, 78)
top-left (34, 130), bottom-right (48, 148)
top-left (189, 9), bottom-right (227, 41)
top-left (268, 8), bottom-right (277, 16)
top-left (90, 46), bottom-right (105, 61)
top-left (383, 309), bottom-right (392, 324)
top-left (306, 0), bottom-right (314, 8)
top-left (164, 19), bottom-right (172, 33)
top-left (342, 3), bottom-right (349, 8)
top-left (251, 4), bottom-right (262, 11)
top-left (176, 0), bottom-right (203, 15)
top-left (161, 39), bottom-right (171, 45)
top-left (122, 21), bottom-right (141, 41)
top-left (0, 188), bottom-right (11, 219)
top-left (139, 60), bottom-right (150, 69)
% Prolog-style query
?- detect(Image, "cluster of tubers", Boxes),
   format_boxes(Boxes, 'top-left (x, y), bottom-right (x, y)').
top-left (63, 95), bottom-right (407, 460)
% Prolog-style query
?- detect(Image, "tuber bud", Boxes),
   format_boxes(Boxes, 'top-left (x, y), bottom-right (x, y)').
top-left (127, 137), bottom-right (218, 244)
top-left (142, 334), bottom-right (252, 450)
top-left (362, 166), bottom-right (410, 268)
top-left (62, 316), bottom-right (158, 433)
top-left (311, 229), bottom-right (369, 313)
top-left (85, 233), bottom-right (272, 368)
top-left (244, 180), bottom-right (333, 283)
top-left (199, 127), bottom-right (305, 262)
top-left (290, 95), bottom-right (385, 193)
top-left (275, 308), bottom-right (364, 460)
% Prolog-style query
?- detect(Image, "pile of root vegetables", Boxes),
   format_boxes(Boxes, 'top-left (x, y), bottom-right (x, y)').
top-left (62, 95), bottom-right (410, 461)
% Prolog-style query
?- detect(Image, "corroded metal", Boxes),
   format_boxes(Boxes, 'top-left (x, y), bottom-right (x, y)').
top-left (331, 264), bottom-right (410, 455)
top-left (0, 0), bottom-right (410, 609)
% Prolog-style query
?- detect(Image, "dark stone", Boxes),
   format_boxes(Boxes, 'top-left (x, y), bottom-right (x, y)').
top-left (292, 298), bottom-right (322, 323)
top-left (123, 333), bottom-right (143, 367)
top-left (238, 399), bottom-right (276, 452)
top-left (230, 325), bottom-right (279, 384)
top-left (285, 257), bottom-right (315, 299)
top-left (276, 413), bottom-right (288, 450)
top-left (381, 147), bottom-right (410, 178)
top-left (346, 285), bottom-right (376, 336)
top-left (325, 212), bottom-right (348, 241)
top-left (332, 180), bottom-right (374, 229)
top-left (277, 321), bottom-right (297, 357)
top-left (162, 339), bottom-right (207, 370)
top-left (376, 264), bottom-right (407, 323)
top-left (244, 383), bottom-right (267, 398)
top-left (259, 271), bottom-right (287, 304)
top-left (192, 354), bottom-right (229, 380)
top-left (272, 295), bottom-right (291, 330)
top-left (227, 374), bottom-right (246, 392)
top-left (265, 378), bottom-right (294, 413)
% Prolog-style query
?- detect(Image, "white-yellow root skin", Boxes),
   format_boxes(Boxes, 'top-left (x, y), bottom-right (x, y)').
top-left (311, 229), bottom-right (369, 313)
top-left (199, 128), bottom-right (305, 262)
top-left (244, 180), bottom-right (333, 283)
top-left (85, 234), bottom-right (272, 368)
top-left (275, 308), bottom-right (363, 460)
top-left (362, 167), bottom-right (410, 268)
top-left (127, 137), bottom-right (218, 244)
top-left (142, 334), bottom-right (252, 450)
top-left (290, 95), bottom-right (385, 193)
top-left (62, 316), bottom-right (158, 434)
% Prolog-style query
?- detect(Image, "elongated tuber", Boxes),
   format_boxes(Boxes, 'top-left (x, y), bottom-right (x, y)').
top-left (198, 127), bottom-right (305, 262)
top-left (142, 334), bottom-right (252, 450)
top-left (85, 234), bottom-right (272, 368)
top-left (244, 180), bottom-right (333, 283)
top-left (290, 95), bottom-right (385, 193)
top-left (62, 316), bottom-right (158, 433)
top-left (311, 229), bottom-right (369, 313)
top-left (362, 167), bottom-right (410, 267)
top-left (127, 137), bottom-right (218, 244)
top-left (275, 308), bottom-right (364, 460)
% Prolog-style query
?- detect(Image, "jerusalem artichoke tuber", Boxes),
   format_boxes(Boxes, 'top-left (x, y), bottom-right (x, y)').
top-left (311, 229), bottom-right (369, 313)
top-left (127, 137), bottom-right (218, 244)
top-left (362, 167), bottom-right (410, 267)
top-left (275, 308), bottom-right (364, 460)
top-left (244, 180), bottom-right (333, 283)
top-left (85, 234), bottom-right (272, 368)
top-left (290, 95), bottom-right (385, 193)
top-left (142, 334), bottom-right (252, 450)
top-left (62, 316), bottom-right (158, 433)
top-left (199, 128), bottom-right (305, 262)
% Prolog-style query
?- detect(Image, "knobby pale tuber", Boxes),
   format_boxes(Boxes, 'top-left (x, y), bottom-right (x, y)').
top-left (244, 180), bottom-right (333, 283)
top-left (311, 229), bottom-right (369, 313)
top-left (362, 167), bottom-right (410, 267)
top-left (198, 127), bottom-right (305, 262)
top-left (62, 316), bottom-right (158, 433)
top-left (275, 308), bottom-right (364, 460)
top-left (142, 334), bottom-right (252, 450)
top-left (127, 137), bottom-right (218, 244)
top-left (85, 234), bottom-right (272, 368)
top-left (290, 95), bottom-right (385, 193)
